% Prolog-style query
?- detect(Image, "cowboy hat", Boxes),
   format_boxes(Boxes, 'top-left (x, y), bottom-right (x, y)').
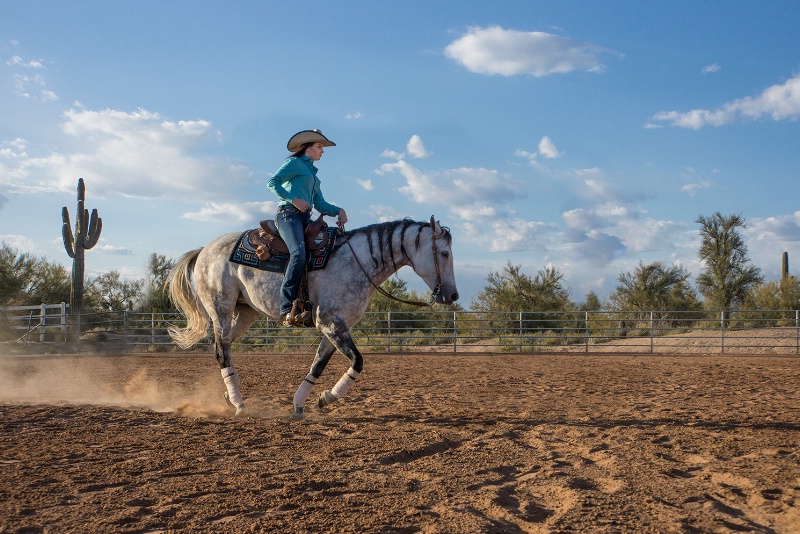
top-left (287, 129), bottom-right (336, 153)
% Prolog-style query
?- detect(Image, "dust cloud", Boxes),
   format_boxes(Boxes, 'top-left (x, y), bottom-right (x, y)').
top-left (0, 353), bottom-right (228, 417)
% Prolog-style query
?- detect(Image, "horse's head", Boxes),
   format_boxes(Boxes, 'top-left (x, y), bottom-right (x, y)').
top-left (409, 216), bottom-right (459, 305)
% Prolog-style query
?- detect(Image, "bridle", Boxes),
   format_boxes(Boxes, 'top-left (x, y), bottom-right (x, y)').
top-left (340, 219), bottom-right (446, 308)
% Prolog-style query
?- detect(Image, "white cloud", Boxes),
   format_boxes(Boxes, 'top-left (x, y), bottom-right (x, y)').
top-left (483, 218), bottom-right (555, 253)
top-left (0, 138), bottom-right (28, 159)
top-left (651, 74), bottom-right (800, 128)
top-left (377, 160), bottom-right (525, 219)
top-left (94, 242), bottom-right (134, 256)
top-left (514, 149), bottom-right (537, 162)
top-left (367, 204), bottom-right (403, 222)
top-left (444, 26), bottom-right (619, 77)
top-left (380, 148), bottom-right (404, 160)
top-left (356, 178), bottom-right (374, 190)
top-left (380, 135), bottom-right (431, 160)
top-left (538, 136), bottom-right (562, 158)
top-left (40, 89), bottom-right (58, 102)
top-left (702, 63), bottom-right (721, 74)
top-left (514, 137), bottom-right (562, 166)
top-left (6, 55), bottom-right (44, 68)
top-left (182, 200), bottom-right (275, 223)
top-left (13, 73), bottom-right (58, 101)
top-left (745, 212), bottom-right (800, 278)
top-left (681, 180), bottom-right (711, 196)
top-left (346, 111), bottom-right (364, 120)
top-left (0, 107), bottom-right (251, 201)
top-left (406, 135), bottom-right (431, 158)
top-left (7, 54), bottom-right (57, 101)
top-left (0, 233), bottom-right (38, 252)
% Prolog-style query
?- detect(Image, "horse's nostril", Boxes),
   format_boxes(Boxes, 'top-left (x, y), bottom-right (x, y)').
top-left (451, 292), bottom-right (459, 302)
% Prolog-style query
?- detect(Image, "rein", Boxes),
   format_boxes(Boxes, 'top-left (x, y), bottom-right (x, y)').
top-left (339, 222), bottom-right (445, 308)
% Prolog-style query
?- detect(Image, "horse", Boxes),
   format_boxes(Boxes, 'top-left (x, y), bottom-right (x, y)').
top-left (167, 216), bottom-right (459, 420)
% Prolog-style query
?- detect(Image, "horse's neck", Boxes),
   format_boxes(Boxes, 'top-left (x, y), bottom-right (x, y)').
top-left (348, 224), bottom-right (412, 283)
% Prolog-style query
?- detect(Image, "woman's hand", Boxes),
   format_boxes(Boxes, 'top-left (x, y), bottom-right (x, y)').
top-left (337, 209), bottom-right (348, 230)
top-left (292, 198), bottom-right (311, 212)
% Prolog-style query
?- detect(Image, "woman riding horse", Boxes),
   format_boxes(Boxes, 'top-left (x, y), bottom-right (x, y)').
top-left (267, 130), bottom-right (348, 327)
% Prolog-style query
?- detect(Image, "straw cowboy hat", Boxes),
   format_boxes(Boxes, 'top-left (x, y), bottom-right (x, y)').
top-left (287, 129), bottom-right (336, 153)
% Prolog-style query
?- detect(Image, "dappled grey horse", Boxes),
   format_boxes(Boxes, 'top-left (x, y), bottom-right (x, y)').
top-left (168, 216), bottom-right (458, 420)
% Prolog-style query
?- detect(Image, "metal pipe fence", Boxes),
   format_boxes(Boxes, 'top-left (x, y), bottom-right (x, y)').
top-left (3, 306), bottom-right (800, 355)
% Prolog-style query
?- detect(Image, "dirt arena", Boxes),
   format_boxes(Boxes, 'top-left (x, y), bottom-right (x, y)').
top-left (1, 351), bottom-right (799, 533)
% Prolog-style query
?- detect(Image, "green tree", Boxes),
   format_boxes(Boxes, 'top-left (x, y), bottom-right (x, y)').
top-left (85, 271), bottom-right (144, 312)
top-left (578, 291), bottom-right (602, 312)
top-left (696, 212), bottom-right (763, 309)
top-left (367, 278), bottom-right (417, 313)
top-left (607, 261), bottom-right (700, 312)
top-left (361, 277), bottom-right (461, 348)
top-left (137, 253), bottom-right (176, 312)
top-left (0, 243), bottom-right (71, 306)
top-left (471, 262), bottom-right (571, 313)
top-left (745, 276), bottom-right (800, 311)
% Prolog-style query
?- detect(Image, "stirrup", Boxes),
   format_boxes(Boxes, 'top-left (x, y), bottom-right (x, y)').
top-left (284, 299), bottom-right (312, 327)
top-left (283, 313), bottom-right (304, 328)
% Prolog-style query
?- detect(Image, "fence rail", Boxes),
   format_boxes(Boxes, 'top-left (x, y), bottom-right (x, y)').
top-left (2, 305), bottom-right (800, 355)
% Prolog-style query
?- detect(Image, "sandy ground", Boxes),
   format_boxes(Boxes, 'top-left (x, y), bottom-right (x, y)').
top-left (1, 351), bottom-right (799, 533)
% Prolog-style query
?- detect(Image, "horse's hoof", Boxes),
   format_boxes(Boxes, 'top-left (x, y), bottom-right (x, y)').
top-left (318, 390), bottom-right (338, 409)
top-left (224, 393), bottom-right (247, 416)
top-left (289, 409), bottom-right (305, 422)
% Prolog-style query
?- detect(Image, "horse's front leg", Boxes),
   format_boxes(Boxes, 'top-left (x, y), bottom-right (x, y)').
top-left (317, 316), bottom-right (364, 410)
top-left (289, 336), bottom-right (337, 421)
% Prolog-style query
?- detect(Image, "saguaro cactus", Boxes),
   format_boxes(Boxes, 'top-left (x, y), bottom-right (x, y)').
top-left (62, 178), bottom-right (102, 330)
top-left (782, 251), bottom-right (789, 281)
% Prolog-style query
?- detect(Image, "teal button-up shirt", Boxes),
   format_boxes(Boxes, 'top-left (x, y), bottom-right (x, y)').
top-left (267, 155), bottom-right (342, 216)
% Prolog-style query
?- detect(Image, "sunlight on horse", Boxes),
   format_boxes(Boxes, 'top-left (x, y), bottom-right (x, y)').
top-left (167, 216), bottom-right (458, 420)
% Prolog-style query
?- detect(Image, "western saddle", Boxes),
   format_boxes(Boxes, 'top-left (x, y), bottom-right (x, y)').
top-left (247, 214), bottom-right (331, 262)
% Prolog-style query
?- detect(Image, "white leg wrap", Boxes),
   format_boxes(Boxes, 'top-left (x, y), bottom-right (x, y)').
top-left (330, 368), bottom-right (360, 400)
top-left (221, 367), bottom-right (244, 408)
top-left (293, 374), bottom-right (316, 409)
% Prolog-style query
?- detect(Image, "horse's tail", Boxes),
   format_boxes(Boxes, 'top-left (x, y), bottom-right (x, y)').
top-left (167, 248), bottom-right (210, 349)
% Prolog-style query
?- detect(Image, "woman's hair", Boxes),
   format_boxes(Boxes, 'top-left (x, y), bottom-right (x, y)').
top-left (290, 142), bottom-right (315, 158)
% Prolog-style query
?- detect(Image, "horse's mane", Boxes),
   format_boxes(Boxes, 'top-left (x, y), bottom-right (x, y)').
top-left (341, 218), bottom-right (451, 273)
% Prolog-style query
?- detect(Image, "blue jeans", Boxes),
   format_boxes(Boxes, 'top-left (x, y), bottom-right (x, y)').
top-left (276, 206), bottom-right (310, 315)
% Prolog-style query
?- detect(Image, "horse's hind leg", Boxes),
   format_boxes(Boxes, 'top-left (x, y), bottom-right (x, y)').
top-left (317, 317), bottom-right (364, 410)
top-left (215, 337), bottom-right (245, 415)
top-left (216, 305), bottom-right (260, 416)
top-left (289, 336), bottom-right (337, 421)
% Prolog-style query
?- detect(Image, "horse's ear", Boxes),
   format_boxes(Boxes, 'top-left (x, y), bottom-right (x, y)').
top-left (430, 215), bottom-right (442, 236)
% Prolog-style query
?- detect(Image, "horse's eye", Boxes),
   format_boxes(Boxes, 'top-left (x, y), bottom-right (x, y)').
top-left (441, 250), bottom-right (449, 258)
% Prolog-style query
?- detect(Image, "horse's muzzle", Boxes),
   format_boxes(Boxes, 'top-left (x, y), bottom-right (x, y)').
top-left (438, 291), bottom-right (459, 305)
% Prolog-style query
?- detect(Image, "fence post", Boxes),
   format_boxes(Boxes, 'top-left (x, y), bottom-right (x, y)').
top-left (796, 309), bottom-right (799, 355)
top-left (453, 311), bottom-right (457, 353)
top-left (585, 311), bottom-right (589, 353)
top-left (39, 303), bottom-right (46, 343)
top-left (649, 311), bottom-right (654, 354)
top-left (387, 311), bottom-right (392, 353)
top-left (123, 311), bottom-right (129, 354)
top-left (24, 311), bottom-right (34, 350)
top-left (60, 302), bottom-right (67, 341)
top-left (720, 310), bottom-right (726, 354)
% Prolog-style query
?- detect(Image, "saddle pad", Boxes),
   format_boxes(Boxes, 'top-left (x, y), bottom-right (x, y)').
top-left (228, 227), bottom-right (338, 273)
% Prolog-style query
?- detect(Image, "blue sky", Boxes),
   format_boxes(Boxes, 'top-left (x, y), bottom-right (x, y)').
top-left (2, 1), bottom-right (800, 309)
